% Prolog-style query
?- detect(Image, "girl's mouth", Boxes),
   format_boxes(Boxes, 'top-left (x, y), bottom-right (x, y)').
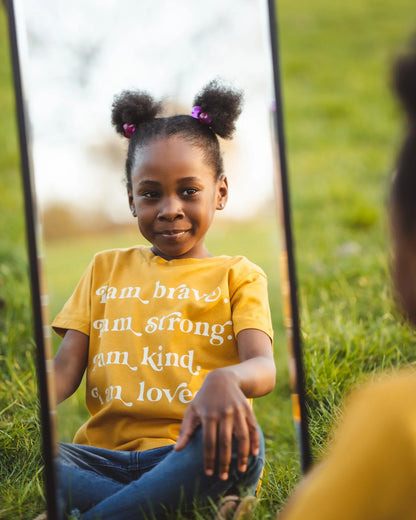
top-left (159, 230), bottom-right (189, 239)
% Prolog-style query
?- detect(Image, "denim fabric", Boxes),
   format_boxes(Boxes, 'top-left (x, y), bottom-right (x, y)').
top-left (57, 425), bottom-right (264, 519)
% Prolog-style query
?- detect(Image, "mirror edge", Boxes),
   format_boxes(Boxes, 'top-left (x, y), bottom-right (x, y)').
top-left (267, 0), bottom-right (312, 473)
top-left (5, 0), bottom-right (58, 516)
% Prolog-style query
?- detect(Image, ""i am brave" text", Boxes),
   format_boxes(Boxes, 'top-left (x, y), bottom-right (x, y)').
top-left (96, 280), bottom-right (222, 304)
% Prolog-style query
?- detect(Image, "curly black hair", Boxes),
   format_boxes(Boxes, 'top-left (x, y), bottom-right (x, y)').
top-left (111, 79), bottom-right (243, 189)
top-left (391, 44), bottom-right (416, 235)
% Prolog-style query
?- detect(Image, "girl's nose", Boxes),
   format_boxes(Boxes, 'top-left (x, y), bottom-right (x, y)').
top-left (157, 197), bottom-right (184, 221)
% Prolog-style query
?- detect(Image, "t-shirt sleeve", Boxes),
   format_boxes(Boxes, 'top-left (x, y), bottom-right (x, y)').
top-left (229, 260), bottom-right (274, 342)
top-left (51, 259), bottom-right (94, 338)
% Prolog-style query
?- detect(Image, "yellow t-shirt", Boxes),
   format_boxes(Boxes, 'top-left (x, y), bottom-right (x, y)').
top-left (52, 245), bottom-right (273, 452)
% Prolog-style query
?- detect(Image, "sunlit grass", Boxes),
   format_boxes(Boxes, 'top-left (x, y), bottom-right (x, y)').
top-left (278, 0), bottom-right (416, 472)
top-left (0, 251), bottom-right (45, 518)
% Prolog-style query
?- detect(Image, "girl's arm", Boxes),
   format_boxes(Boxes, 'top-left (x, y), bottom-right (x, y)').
top-left (220, 328), bottom-right (276, 396)
top-left (54, 329), bottom-right (89, 404)
top-left (175, 328), bottom-right (275, 480)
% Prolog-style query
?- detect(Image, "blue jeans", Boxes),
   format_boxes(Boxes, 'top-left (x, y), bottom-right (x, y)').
top-left (57, 426), bottom-right (264, 519)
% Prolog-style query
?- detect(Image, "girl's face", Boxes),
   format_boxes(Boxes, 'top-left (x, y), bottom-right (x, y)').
top-left (128, 136), bottom-right (228, 260)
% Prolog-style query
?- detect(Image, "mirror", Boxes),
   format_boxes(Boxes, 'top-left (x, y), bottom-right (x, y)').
top-left (5, 0), bottom-right (308, 517)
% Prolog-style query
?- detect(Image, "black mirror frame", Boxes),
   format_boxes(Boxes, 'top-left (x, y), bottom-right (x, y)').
top-left (268, 0), bottom-right (312, 473)
top-left (5, 0), bottom-right (58, 516)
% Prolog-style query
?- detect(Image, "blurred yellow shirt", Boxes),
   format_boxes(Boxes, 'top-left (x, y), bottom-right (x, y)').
top-left (52, 246), bottom-right (273, 452)
top-left (280, 370), bottom-right (416, 520)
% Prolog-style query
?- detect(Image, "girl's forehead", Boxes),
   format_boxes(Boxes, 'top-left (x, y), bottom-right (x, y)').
top-left (132, 136), bottom-right (215, 177)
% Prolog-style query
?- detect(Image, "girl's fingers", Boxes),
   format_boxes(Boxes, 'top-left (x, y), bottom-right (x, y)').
top-left (247, 411), bottom-right (260, 457)
top-left (233, 410), bottom-right (251, 473)
top-left (217, 414), bottom-right (234, 480)
top-left (202, 418), bottom-right (218, 476)
top-left (202, 406), bottom-right (259, 479)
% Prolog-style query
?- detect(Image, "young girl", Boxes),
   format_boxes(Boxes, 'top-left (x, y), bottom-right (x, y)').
top-left (52, 80), bottom-right (276, 519)
top-left (278, 47), bottom-right (416, 520)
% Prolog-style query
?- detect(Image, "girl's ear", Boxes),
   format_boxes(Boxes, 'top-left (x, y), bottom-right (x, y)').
top-left (216, 175), bottom-right (228, 210)
top-left (128, 189), bottom-right (137, 217)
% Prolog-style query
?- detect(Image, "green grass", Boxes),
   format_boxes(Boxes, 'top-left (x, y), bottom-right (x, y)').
top-left (278, 0), bottom-right (416, 465)
top-left (2, 0), bottom-right (416, 518)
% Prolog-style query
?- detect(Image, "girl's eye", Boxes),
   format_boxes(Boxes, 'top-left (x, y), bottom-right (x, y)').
top-left (142, 191), bottom-right (160, 199)
top-left (182, 188), bottom-right (199, 196)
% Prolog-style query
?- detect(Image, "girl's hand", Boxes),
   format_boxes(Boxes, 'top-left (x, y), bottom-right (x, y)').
top-left (174, 328), bottom-right (275, 480)
top-left (174, 368), bottom-right (260, 480)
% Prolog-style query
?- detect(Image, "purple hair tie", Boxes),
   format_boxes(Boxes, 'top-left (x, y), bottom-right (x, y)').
top-left (191, 106), bottom-right (212, 125)
top-left (123, 123), bottom-right (136, 138)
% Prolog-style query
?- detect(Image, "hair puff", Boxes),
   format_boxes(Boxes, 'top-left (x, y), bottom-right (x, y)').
top-left (111, 90), bottom-right (163, 136)
top-left (193, 79), bottom-right (243, 139)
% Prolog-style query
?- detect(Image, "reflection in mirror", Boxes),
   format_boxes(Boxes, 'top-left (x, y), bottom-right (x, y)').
top-left (7, 0), bottom-right (307, 517)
